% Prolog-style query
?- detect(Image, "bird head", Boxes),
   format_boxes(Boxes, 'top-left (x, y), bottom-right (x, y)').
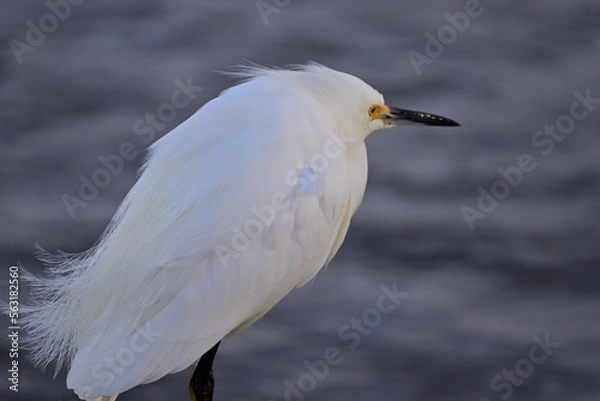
top-left (287, 64), bottom-right (461, 141)
top-left (228, 63), bottom-right (460, 142)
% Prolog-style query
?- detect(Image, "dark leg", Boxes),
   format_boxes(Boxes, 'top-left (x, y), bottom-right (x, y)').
top-left (189, 341), bottom-right (220, 401)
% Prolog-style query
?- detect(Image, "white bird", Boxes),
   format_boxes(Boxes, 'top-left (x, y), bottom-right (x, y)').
top-left (19, 63), bottom-right (459, 401)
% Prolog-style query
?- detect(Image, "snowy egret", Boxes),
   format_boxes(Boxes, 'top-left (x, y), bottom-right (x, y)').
top-left (19, 63), bottom-right (459, 401)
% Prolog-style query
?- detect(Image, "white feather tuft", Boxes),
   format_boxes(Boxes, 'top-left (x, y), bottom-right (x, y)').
top-left (19, 246), bottom-right (98, 375)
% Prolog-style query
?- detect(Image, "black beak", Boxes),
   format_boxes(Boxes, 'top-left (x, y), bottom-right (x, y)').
top-left (383, 107), bottom-right (460, 127)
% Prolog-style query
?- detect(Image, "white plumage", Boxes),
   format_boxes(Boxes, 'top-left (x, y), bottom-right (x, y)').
top-left (18, 63), bottom-right (458, 400)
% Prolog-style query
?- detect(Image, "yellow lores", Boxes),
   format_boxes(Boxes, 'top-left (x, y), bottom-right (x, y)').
top-left (368, 104), bottom-right (391, 120)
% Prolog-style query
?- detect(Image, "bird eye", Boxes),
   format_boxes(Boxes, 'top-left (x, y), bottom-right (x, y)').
top-left (368, 105), bottom-right (379, 117)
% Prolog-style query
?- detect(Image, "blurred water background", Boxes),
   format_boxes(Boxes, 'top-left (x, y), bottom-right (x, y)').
top-left (1, 1), bottom-right (599, 400)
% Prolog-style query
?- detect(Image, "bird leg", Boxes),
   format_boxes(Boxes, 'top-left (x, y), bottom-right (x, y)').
top-left (189, 341), bottom-right (220, 401)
